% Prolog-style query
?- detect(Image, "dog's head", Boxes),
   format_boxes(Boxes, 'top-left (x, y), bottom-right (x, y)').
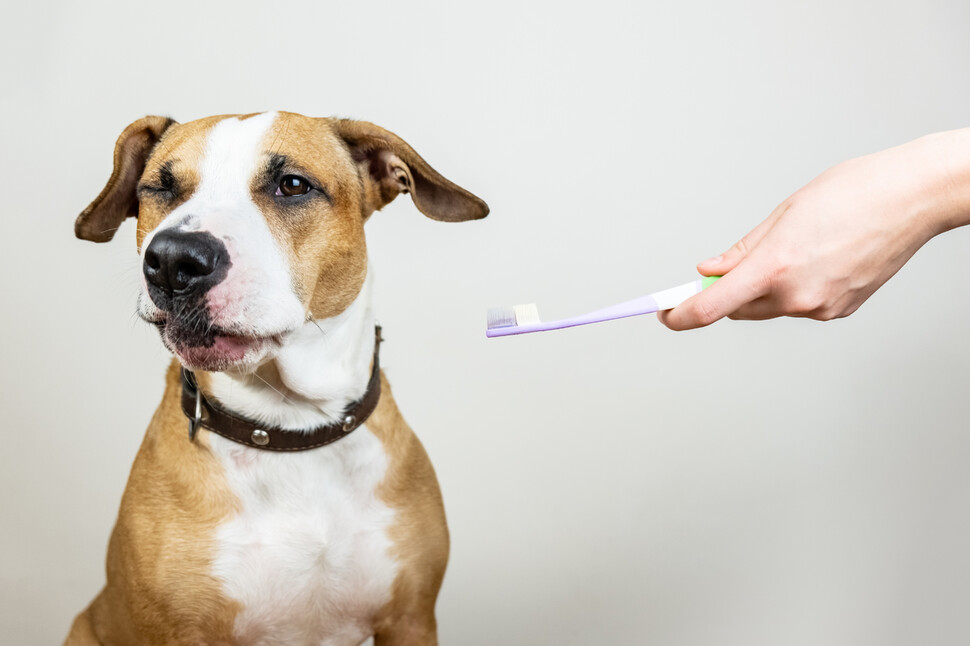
top-left (77, 112), bottom-right (487, 372)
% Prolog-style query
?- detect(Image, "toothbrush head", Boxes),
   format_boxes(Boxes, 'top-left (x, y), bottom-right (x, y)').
top-left (486, 303), bottom-right (541, 332)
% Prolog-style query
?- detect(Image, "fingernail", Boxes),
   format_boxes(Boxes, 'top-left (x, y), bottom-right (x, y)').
top-left (699, 255), bottom-right (722, 267)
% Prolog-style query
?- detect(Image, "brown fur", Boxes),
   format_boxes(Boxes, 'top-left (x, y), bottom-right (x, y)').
top-left (68, 365), bottom-right (241, 645)
top-left (67, 112), bottom-right (487, 645)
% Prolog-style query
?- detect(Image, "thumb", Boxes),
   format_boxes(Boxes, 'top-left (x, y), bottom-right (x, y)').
top-left (657, 262), bottom-right (768, 330)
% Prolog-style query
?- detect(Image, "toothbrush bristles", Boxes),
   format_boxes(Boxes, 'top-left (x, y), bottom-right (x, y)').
top-left (486, 307), bottom-right (517, 329)
top-left (486, 303), bottom-right (542, 329)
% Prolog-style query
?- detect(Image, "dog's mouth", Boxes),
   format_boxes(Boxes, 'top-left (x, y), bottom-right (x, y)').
top-left (173, 332), bottom-right (267, 372)
top-left (143, 313), bottom-right (280, 372)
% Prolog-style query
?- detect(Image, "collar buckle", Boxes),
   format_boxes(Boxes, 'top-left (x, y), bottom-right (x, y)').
top-left (185, 371), bottom-right (202, 442)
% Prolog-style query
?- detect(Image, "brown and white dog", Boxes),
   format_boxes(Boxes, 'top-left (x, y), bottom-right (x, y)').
top-left (65, 112), bottom-right (487, 645)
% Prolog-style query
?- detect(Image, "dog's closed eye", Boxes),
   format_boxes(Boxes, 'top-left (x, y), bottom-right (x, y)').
top-left (138, 161), bottom-right (180, 200)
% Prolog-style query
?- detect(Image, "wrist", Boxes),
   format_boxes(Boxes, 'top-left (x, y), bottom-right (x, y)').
top-left (911, 128), bottom-right (970, 236)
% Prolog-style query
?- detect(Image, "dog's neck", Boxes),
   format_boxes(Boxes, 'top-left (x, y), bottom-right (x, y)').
top-left (203, 271), bottom-right (377, 432)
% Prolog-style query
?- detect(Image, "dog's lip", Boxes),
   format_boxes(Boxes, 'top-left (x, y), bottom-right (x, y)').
top-left (170, 332), bottom-right (274, 372)
top-left (144, 313), bottom-right (287, 341)
top-left (145, 315), bottom-right (287, 369)
top-left (166, 326), bottom-right (284, 349)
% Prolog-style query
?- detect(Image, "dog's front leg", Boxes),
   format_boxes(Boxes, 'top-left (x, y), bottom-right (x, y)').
top-left (374, 616), bottom-right (439, 646)
top-left (63, 607), bottom-right (102, 646)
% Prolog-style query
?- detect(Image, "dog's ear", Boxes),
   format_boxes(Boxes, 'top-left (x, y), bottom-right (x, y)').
top-left (334, 119), bottom-right (488, 222)
top-left (75, 116), bottom-right (176, 242)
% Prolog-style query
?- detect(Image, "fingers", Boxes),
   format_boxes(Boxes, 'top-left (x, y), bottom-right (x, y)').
top-left (696, 201), bottom-right (789, 276)
top-left (725, 295), bottom-right (785, 321)
top-left (729, 290), bottom-right (865, 322)
top-left (657, 263), bottom-right (770, 330)
top-left (658, 198), bottom-right (797, 330)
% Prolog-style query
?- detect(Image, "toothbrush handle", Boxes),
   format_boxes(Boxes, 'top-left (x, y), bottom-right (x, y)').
top-left (581, 275), bottom-right (720, 322)
top-left (650, 275), bottom-right (720, 311)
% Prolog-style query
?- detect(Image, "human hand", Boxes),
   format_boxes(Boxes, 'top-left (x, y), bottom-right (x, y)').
top-left (658, 130), bottom-right (970, 330)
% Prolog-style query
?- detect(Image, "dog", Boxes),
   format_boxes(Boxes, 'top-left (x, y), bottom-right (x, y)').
top-left (65, 111), bottom-right (488, 645)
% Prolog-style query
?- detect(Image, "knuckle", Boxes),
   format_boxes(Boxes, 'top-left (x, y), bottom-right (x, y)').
top-left (810, 306), bottom-right (836, 321)
top-left (743, 267), bottom-right (775, 300)
top-left (820, 302), bottom-right (857, 321)
top-left (768, 253), bottom-right (795, 280)
top-left (841, 302), bottom-right (861, 318)
top-left (786, 297), bottom-right (816, 315)
top-left (771, 194), bottom-right (798, 219)
top-left (756, 269), bottom-right (775, 294)
top-left (787, 292), bottom-right (824, 316)
top-left (691, 300), bottom-right (721, 327)
top-left (733, 238), bottom-right (751, 258)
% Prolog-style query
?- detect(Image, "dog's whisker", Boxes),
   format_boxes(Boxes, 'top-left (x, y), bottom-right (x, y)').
top-left (250, 371), bottom-right (292, 405)
top-left (311, 319), bottom-right (326, 337)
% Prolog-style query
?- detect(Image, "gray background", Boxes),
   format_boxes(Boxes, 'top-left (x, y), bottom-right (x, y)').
top-left (3, 1), bottom-right (969, 644)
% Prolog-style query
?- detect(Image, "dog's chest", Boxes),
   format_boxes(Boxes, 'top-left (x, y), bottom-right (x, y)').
top-left (209, 426), bottom-right (398, 645)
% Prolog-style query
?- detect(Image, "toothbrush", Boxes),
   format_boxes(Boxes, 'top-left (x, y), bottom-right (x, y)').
top-left (486, 276), bottom-right (721, 338)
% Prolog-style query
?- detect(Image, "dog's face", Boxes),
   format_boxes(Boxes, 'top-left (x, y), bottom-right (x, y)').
top-left (77, 112), bottom-right (487, 372)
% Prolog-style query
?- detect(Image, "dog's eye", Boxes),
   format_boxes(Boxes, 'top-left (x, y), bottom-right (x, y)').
top-left (277, 175), bottom-right (312, 197)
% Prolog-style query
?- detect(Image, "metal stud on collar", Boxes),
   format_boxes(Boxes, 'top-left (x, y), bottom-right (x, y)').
top-left (251, 429), bottom-right (270, 446)
top-left (342, 415), bottom-right (356, 432)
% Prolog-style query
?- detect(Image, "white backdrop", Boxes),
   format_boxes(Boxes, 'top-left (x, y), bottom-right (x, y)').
top-left (2, 1), bottom-right (969, 644)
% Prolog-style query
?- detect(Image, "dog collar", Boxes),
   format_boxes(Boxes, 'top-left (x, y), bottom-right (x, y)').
top-left (180, 326), bottom-right (382, 451)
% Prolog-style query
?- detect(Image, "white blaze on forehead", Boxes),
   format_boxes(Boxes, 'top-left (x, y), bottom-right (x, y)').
top-left (197, 112), bottom-right (278, 203)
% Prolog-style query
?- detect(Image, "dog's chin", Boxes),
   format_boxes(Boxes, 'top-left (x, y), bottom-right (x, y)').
top-left (159, 324), bottom-right (276, 373)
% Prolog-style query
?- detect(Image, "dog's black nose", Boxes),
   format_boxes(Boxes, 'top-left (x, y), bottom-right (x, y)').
top-left (143, 229), bottom-right (229, 299)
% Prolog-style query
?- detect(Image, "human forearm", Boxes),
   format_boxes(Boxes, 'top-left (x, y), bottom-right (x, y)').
top-left (921, 127), bottom-right (970, 234)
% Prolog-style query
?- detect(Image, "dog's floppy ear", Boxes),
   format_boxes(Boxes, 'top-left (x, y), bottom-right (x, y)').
top-left (334, 119), bottom-right (488, 222)
top-left (75, 116), bottom-right (176, 242)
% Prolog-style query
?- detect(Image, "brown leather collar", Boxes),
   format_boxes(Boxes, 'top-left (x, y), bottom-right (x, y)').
top-left (180, 326), bottom-right (382, 451)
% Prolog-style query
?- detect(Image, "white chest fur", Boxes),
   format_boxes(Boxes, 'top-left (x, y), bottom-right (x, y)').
top-left (210, 427), bottom-right (398, 646)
